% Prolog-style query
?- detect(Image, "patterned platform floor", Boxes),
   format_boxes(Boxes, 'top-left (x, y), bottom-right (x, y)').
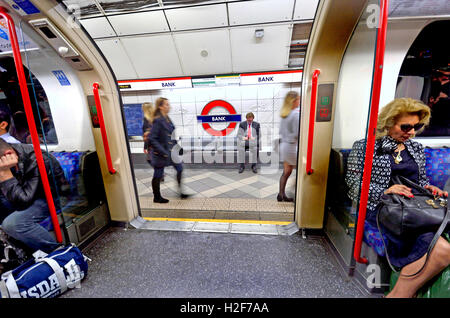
top-left (134, 167), bottom-right (296, 220)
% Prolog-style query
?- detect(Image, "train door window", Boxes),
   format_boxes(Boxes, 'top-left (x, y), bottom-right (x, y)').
top-left (103, 1), bottom-right (319, 223)
top-left (0, 57), bottom-right (58, 145)
top-left (395, 20), bottom-right (450, 137)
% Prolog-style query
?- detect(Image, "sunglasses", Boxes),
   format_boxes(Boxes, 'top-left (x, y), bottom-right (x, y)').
top-left (400, 123), bottom-right (424, 132)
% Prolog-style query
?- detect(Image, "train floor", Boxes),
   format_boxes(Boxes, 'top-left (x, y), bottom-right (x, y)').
top-left (61, 226), bottom-right (368, 298)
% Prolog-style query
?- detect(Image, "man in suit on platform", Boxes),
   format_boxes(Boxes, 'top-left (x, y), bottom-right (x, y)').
top-left (237, 112), bottom-right (260, 173)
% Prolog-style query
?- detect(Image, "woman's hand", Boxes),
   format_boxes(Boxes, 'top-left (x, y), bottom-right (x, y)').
top-left (424, 184), bottom-right (448, 198)
top-left (384, 184), bottom-right (414, 198)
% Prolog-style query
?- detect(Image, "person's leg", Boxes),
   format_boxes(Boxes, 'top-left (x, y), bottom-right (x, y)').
top-left (1, 199), bottom-right (61, 253)
top-left (152, 167), bottom-right (168, 203)
top-left (174, 163), bottom-right (190, 199)
top-left (386, 237), bottom-right (450, 298)
top-left (0, 194), bottom-right (14, 224)
top-left (278, 162), bottom-right (294, 202)
top-left (249, 143), bottom-right (258, 173)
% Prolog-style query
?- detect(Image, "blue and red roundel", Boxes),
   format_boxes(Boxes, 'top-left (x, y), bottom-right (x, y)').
top-left (197, 100), bottom-right (241, 136)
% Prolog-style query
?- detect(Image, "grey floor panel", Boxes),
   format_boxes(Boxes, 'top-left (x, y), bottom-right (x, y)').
top-left (61, 227), bottom-right (367, 298)
top-left (230, 223), bottom-right (279, 235)
top-left (193, 222), bottom-right (230, 233)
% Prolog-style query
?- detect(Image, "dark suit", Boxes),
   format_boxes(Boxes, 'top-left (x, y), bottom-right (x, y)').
top-left (237, 120), bottom-right (260, 169)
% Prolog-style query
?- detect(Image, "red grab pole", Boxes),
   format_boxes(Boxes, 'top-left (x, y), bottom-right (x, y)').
top-left (92, 83), bottom-right (116, 174)
top-left (306, 69), bottom-right (320, 175)
top-left (353, 0), bottom-right (390, 264)
top-left (0, 7), bottom-right (62, 243)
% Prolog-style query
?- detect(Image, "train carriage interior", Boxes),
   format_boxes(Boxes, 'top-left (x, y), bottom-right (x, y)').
top-left (0, 0), bottom-right (448, 300)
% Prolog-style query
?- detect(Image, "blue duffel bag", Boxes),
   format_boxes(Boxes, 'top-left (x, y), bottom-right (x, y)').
top-left (0, 244), bottom-right (89, 298)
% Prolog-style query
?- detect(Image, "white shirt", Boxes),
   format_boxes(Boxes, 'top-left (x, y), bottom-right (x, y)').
top-left (0, 132), bottom-right (20, 144)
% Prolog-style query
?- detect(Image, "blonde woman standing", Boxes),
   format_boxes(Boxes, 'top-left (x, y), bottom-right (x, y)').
top-left (142, 102), bottom-right (154, 163)
top-left (277, 91), bottom-right (300, 202)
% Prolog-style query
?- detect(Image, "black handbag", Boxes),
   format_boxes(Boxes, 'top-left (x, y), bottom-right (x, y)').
top-left (378, 176), bottom-right (448, 237)
top-left (376, 176), bottom-right (449, 277)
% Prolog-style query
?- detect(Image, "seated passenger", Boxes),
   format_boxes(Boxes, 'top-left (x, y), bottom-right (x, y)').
top-left (0, 104), bottom-right (20, 144)
top-left (0, 139), bottom-right (61, 253)
top-left (9, 111), bottom-right (31, 144)
top-left (237, 112), bottom-right (260, 173)
top-left (345, 98), bottom-right (450, 298)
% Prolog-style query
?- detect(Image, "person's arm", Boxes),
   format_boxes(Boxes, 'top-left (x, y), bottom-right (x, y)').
top-left (237, 122), bottom-right (246, 143)
top-left (345, 140), bottom-right (386, 204)
top-left (149, 119), bottom-right (169, 157)
top-left (0, 152), bottom-right (40, 209)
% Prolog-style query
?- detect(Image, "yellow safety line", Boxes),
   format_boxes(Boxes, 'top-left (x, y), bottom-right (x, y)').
top-left (142, 217), bottom-right (291, 225)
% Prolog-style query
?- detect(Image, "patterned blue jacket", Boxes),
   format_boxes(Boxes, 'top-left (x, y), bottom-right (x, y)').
top-left (345, 136), bottom-right (430, 211)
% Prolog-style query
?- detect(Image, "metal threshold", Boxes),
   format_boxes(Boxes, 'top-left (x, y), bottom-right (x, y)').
top-left (130, 216), bottom-right (299, 236)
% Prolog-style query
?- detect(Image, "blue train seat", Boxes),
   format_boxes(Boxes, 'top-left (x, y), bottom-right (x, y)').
top-left (39, 151), bottom-right (88, 231)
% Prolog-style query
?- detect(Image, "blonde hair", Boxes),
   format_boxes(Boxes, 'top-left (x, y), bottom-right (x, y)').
top-left (280, 91), bottom-right (299, 118)
top-left (376, 98), bottom-right (431, 139)
top-left (153, 97), bottom-right (168, 119)
top-left (142, 102), bottom-right (154, 122)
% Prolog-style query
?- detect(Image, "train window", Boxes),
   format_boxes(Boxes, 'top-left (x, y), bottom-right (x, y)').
top-left (395, 20), bottom-right (450, 137)
top-left (0, 57), bottom-right (58, 145)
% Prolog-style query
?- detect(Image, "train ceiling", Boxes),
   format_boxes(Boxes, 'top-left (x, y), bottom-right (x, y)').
top-left (62, 0), bottom-right (450, 81)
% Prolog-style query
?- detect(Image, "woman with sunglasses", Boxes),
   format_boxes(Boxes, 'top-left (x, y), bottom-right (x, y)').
top-left (346, 98), bottom-right (449, 298)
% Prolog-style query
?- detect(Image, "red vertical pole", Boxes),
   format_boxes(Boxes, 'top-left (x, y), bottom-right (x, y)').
top-left (0, 7), bottom-right (62, 243)
top-left (353, 0), bottom-right (390, 264)
top-left (93, 83), bottom-right (116, 174)
top-left (306, 69), bottom-right (321, 175)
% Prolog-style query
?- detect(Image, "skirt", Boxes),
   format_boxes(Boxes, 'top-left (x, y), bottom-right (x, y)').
top-left (280, 142), bottom-right (297, 165)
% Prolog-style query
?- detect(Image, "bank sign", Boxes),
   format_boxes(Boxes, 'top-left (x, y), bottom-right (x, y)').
top-left (197, 100), bottom-right (241, 136)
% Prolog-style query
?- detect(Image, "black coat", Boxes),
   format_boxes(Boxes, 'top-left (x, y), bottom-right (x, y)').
top-left (149, 116), bottom-right (177, 168)
top-left (0, 144), bottom-right (68, 210)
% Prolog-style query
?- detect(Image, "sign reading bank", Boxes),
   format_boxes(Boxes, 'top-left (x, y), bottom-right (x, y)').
top-left (197, 100), bottom-right (241, 136)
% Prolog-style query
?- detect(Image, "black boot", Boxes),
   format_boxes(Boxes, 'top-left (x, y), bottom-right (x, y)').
top-left (152, 178), bottom-right (169, 203)
top-left (177, 171), bottom-right (190, 199)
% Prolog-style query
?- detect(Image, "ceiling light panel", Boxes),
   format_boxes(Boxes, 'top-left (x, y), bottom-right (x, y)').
top-left (230, 24), bottom-right (291, 73)
top-left (120, 34), bottom-right (183, 78)
top-left (79, 17), bottom-right (116, 38)
top-left (173, 29), bottom-right (232, 75)
top-left (164, 3), bottom-right (228, 31)
top-left (95, 38), bottom-right (138, 79)
top-left (108, 10), bottom-right (169, 35)
top-left (228, 0), bottom-right (295, 25)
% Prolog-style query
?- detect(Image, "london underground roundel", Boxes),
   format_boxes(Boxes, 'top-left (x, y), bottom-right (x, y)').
top-left (197, 100), bottom-right (241, 136)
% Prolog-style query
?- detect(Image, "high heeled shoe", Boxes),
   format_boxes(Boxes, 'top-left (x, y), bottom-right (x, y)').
top-left (277, 194), bottom-right (294, 202)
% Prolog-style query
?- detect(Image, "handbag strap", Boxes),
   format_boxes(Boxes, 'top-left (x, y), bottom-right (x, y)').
top-left (377, 199), bottom-right (449, 278)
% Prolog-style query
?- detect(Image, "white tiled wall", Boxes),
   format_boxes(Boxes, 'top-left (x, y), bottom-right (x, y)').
top-left (122, 83), bottom-right (301, 150)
